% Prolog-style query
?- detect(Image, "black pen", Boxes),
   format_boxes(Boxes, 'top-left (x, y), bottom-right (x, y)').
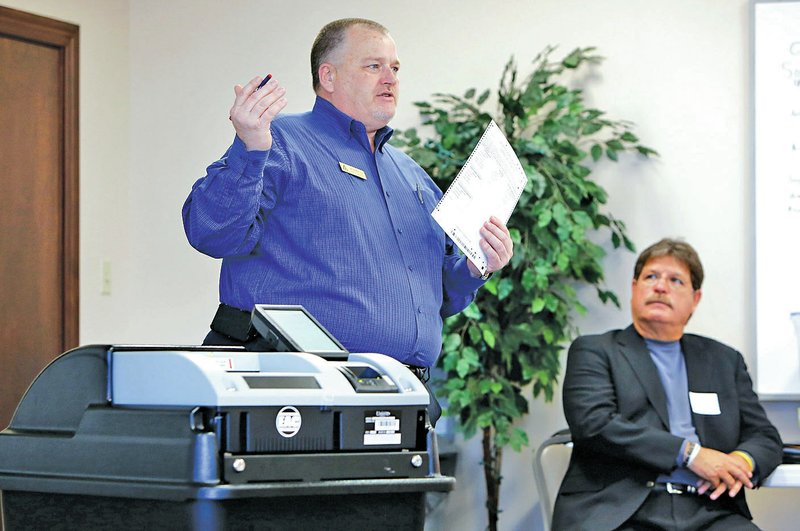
top-left (256, 73), bottom-right (272, 91)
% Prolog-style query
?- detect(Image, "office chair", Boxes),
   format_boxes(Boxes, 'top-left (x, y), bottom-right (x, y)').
top-left (532, 428), bottom-right (572, 531)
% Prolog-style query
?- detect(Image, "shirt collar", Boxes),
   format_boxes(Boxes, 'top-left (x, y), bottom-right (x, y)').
top-left (644, 337), bottom-right (681, 348)
top-left (312, 96), bottom-right (394, 152)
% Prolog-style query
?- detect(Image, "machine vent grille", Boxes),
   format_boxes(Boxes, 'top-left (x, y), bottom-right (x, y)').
top-left (252, 436), bottom-right (329, 453)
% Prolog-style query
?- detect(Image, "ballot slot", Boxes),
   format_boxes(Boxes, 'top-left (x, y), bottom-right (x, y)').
top-left (338, 365), bottom-right (399, 393)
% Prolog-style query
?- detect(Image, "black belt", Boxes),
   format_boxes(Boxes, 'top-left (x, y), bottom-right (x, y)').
top-left (648, 481), bottom-right (699, 495)
top-left (405, 365), bottom-right (430, 383)
top-left (210, 303), bottom-right (257, 342)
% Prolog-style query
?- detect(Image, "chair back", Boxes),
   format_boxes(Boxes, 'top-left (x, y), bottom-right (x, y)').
top-left (533, 429), bottom-right (572, 531)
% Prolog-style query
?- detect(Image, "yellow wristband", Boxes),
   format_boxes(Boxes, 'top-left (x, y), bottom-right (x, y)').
top-left (732, 450), bottom-right (755, 471)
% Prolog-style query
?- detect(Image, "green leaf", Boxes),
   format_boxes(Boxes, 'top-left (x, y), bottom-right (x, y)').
top-left (443, 333), bottom-right (461, 352)
top-left (637, 145), bottom-right (659, 157)
top-left (623, 234), bottom-right (636, 252)
top-left (482, 327), bottom-right (496, 349)
top-left (521, 269), bottom-right (536, 290)
top-left (508, 428), bottom-right (529, 451)
top-left (497, 277), bottom-right (514, 300)
top-left (532, 297), bottom-right (546, 313)
top-left (468, 324), bottom-right (482, 344)
top-left (556, 253), bottom-right (569, 271)
top-left (537, 208), bottom-right (552, 227)
top-left (441, 349), bottom-right (460, 372)
top-left (483, 275), bottom-right (498, 295)
top-left (552, 202), bottom-right (568, 226)
top-left (571, 210), bottom-right (592, 228)
top-left (606, 139), bottom-right (624, 151)
top-left (590, 144), bottom-right (603, 162)
top-left (462, 303), bottom-right (481, 320)
top-left (563, 49), bottom-right (581, 68)
top-left (582, 122), bottom-right (602, 135)
top-left (414, 150), bottom-right (439, 168)
top-left (456, 346), bottom-right (480, 378)
top-left (545, 293), bottom-right (560, 312)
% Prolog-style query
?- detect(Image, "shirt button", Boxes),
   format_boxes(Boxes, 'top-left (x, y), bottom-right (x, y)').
top-left (397, 228), bottom-right (403, 234)
top-left (385, 191), bottom-right (391, 198)
top-left (417, 307), bottom-right (423, 314)
top-left (408, 265), bottom-right (413, 271)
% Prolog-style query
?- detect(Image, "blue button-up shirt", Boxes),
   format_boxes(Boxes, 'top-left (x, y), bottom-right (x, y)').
top-left (183, 97), bottom-right (484, 367)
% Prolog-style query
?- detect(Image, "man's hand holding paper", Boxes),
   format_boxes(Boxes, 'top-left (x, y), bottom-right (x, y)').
top-left (466, 216), bottom-right (513, 279)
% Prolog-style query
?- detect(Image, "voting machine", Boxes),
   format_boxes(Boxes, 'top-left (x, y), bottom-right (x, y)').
top-left (0, 305), bottom-right (454, 530)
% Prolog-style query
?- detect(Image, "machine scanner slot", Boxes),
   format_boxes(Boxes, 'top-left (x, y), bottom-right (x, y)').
top-left (339, 365), bottom-right (399, 393)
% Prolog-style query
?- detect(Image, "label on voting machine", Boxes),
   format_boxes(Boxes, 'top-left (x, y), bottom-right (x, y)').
top-left (431, 120), bottom-right (528, 274)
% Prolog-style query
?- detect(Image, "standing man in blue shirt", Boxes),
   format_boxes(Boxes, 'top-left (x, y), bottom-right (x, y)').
top-left (552, 238), bottom-right (783, 530)
top-left (182, 18), bottom-right (513, 423)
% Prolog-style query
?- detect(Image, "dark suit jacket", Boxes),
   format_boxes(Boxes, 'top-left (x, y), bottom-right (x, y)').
top-left (551, 326), bottom-right (783, 531)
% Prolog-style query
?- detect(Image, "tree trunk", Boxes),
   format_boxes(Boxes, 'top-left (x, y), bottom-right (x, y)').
top-left (482, 426), bottom-right (503, 531)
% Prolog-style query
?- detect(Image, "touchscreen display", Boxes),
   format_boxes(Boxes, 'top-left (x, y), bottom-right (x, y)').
top-left (264, 308), bottom-right (345, 353)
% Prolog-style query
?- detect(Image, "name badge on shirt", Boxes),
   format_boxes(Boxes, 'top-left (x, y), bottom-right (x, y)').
top-left (689, 392), bottom-right (721, 415)
top-left (339, 162), bottom-right (367, 180)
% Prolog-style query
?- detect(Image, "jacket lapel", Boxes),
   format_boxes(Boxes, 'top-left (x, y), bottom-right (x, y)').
top-left (618, 325), bottom-right (671, 429)
top-left (681, 335), bottom-right (708, 443)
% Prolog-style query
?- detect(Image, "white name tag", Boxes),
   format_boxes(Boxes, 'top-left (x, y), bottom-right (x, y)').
top-left (689, 392), bottom-right (721, 415)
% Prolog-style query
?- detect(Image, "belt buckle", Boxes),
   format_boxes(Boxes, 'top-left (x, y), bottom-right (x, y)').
top-left (406, 365), bottom-right (430, 383)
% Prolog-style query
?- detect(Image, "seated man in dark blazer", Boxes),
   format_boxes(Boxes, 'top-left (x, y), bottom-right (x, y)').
top-left (552, 238), bottom-right (783, 531)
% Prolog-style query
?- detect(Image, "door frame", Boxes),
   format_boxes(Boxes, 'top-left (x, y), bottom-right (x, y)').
top-left (0, 6), bottom-right (79, 348)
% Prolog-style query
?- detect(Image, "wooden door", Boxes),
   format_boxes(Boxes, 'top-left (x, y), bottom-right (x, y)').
top-left (0, 6), bottom-right (79, 429)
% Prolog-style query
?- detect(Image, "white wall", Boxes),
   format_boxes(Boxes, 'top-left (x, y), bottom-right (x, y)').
top-left (3, 0), bottom-right (798, 529)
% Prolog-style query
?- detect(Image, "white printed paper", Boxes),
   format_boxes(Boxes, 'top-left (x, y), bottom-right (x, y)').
top-left (431, 121), bottom-right (528, 274)
top-left (689, 392), bottom-right (721, 415)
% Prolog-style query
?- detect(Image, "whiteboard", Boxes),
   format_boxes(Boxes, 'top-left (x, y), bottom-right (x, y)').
top-left (754, 0), bottom-right (800, 397)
